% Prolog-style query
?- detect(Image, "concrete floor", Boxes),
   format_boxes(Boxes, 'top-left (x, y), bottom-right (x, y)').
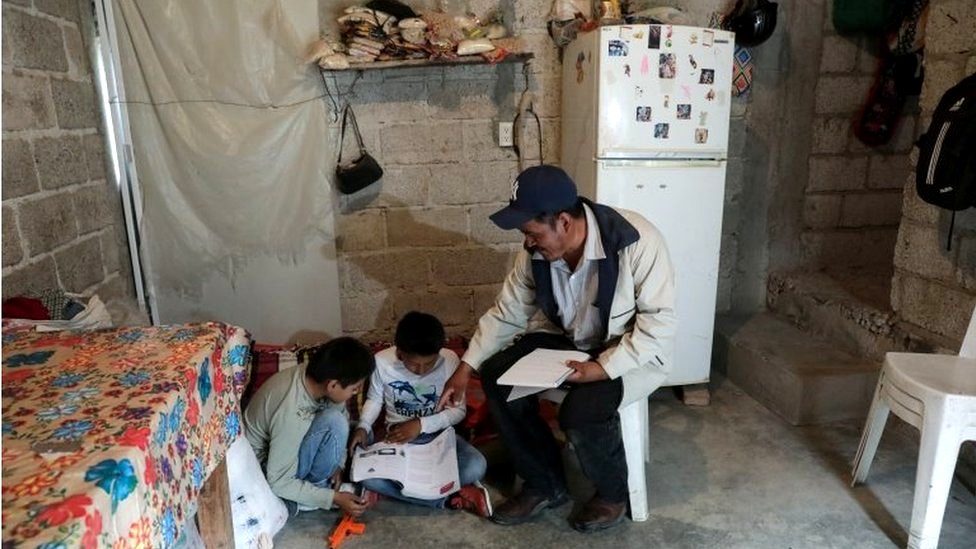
top-left (274, 376), bottom-right (976, 548)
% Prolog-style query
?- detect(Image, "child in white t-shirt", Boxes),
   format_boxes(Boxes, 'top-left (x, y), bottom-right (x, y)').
top-left (349, 311), bottom-right (491, 517)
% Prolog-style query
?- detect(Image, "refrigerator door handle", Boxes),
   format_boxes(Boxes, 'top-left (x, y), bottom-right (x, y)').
top-left (599, 159), bottom-right (725, 169)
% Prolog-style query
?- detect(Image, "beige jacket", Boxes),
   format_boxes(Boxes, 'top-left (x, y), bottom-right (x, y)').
top-left (463, 206), bottom-right (677, 407)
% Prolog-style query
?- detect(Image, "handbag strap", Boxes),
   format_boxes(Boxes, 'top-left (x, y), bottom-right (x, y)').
top-left (338, 103), bottom-right (367, 164)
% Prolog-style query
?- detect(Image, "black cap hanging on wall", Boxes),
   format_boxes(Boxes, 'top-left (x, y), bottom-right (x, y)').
top-left (726, 0), bottom-right (779, 47)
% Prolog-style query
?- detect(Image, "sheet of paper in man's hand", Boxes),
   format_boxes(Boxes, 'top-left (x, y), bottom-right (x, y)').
top-left (497, 348), bottom-right (591, 401)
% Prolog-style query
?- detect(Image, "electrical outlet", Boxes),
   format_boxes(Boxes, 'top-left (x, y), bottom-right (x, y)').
top-left (498, 122), bottom-right (514, 147)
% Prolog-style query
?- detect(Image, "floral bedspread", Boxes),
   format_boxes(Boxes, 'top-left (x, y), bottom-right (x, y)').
top-left (1, 322), bottom-right (251, 548)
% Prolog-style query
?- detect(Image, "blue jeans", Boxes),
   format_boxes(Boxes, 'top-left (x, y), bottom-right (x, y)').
top-left (296, 407), bottom-right (349, 488)
top-left (361, 431), bottom-right (487, 508)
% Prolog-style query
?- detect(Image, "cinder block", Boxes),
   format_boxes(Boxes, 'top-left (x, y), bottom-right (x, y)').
top-left (429, 162), bottom-right (517, 206)
top-left (35, 0), bottom-right (81, 22)
top-left (19, 193), bottom-right (78, 255)
top-left (429, 246), bottom-right (512, 286)
top-left (100, 231), bottom-right (122, 273)
top-left (819, 35), bottom-right (858, 73)
top-left (3, 206), bottom-right (24, 267)
top-left (919, 59), bottom-right (966, 114)
top-left (427, 79), bottom-right (507, 120)
top-left (856, 35), bottom-right (883, 75)
top-left (3, 8), bottom-right (67, 71)
top-left (893, 220), bottom-right (956, 282)
top-left (93, 273), bottom-right (135, 302)
top-left (807, 156), bottom-right (867, 192)
top-left (718, 312), bottom-right (880, 425)
top-left (472, 283), bottom-right (503, 318)
top-left (84, 134), bottom-right (108, 181)
top-left (2, 72), bottom-right (56, 131)
top-left (867, 154), bottom-right (911, 189)
top-left (513, 0), bottom-right (550, 31)
top-left (925, 1), bottom-right (976, 55)
top-left (469, 204), bottom-right (524, 245)
top-left (337, 210), bottom-right (387, 252)
top-left (815, 76), bottom-right (872, 114)
top-left (530, 75), bottom-right (562, 119)
top-left (55, 235), bottom-right (104, 292)
top-left (892, 273), bottom-right (976, 341)
top-left (386, 207), bottom-right (468, 247)
top-left (1, 255), bottom-right (59, 299)
top-left (340, 291), bottom-right (395, 333)
top-left (340, 250), bottom-right (429, 294)
top-left (461, 120), bottom-right (518, 163)
top-left (34, 135), bottom-right (87, 189)
top-left (50, 79), bottom-right (99, 129)
top-left (352, 81), bottom-right (428, 126)
top-left (839, 192), bottom-right (903, 227)
top-left (2, 138), bottom-right (40, 199)
top-left (728, 120), bottom-right (747, 158)
top-left (381, 121), bottom-right (463, 165)
top-left (518, 32), bottom-right (559, 76)
top-left (958, 235), bottom-right (976, 291)
top-left (370, 165), bottom-right (429, 207)
top-left (72, 183), bottom-right (115, 234)
top-left (899, 185), bottom-right (940, 225)
top-left (801, 227), bottom-right (898, 268)
top-left (802, 194), bottom-right (842, 229)
top-left (63, 26), bottom-right (90, 78)
top-left (811, 117), bottom-right (850, 154)
top-left (393, 287), bottom-right (474, 327)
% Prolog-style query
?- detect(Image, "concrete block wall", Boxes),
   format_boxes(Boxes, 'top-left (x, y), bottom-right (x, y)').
top-left (329, 0), bottom-right (557, 340)
top-left (891, 0), bottom-right (976, 343)
top-left (803, 7), bottom-right (919, 269)
top-left (2, 0), bottom-right (133, 302)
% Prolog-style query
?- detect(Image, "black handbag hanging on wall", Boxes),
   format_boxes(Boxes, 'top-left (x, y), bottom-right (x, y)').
top-left (335, 103), bottom-right (383, 194)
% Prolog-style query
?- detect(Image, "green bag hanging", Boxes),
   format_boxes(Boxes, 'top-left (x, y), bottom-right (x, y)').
top-left (832, 0), bottom-right (897, 33)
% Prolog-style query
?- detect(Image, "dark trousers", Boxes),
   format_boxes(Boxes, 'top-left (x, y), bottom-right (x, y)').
top-left (479, 332), bottom-right (628, 503)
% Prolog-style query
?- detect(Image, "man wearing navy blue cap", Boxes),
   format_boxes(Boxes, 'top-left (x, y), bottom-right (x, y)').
top-left (437, 165), bottom-right (677, 532)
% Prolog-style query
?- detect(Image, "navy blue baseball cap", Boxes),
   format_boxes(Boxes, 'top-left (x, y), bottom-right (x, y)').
top-left (489, 165), bottom-right (579, 230)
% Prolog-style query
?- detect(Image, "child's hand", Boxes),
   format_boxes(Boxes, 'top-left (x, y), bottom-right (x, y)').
top-left (384, 418), bottom-right (421, 444)
top-left (349, 428), bottom-right (369, 452)
top-left (333, 491), bottom-right (367, 517)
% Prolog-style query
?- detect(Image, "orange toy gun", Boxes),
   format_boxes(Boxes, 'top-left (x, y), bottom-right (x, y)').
top-left (328, 514), bottom-right (365, 549)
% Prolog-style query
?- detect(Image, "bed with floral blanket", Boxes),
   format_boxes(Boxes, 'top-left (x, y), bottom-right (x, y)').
top-left (1, 321), bottom-right (250, 548)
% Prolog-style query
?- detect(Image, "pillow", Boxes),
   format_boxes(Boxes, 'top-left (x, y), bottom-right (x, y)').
top-left (226, 437), bottom-right (288, 548)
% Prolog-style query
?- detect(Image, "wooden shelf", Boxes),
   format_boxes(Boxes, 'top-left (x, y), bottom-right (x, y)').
top-left (322, 51), bottom-right (533, 72)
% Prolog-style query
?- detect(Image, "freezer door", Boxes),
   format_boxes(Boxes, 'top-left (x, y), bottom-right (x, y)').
top-left (590, 159), bottom-right (726, 386)
top-left (595, 25), bottom-right (734, 158)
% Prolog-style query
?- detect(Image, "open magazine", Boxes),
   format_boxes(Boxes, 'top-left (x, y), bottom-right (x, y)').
top-left (350, 427), bottom-right (460, 500)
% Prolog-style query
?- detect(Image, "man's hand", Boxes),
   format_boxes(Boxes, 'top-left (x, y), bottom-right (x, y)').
top-left (565, 360), bottom-right (609, 383)
top-left (384, 418), bottom-right (421, 444)
top-left (349, 428), bottom-right (369, 453)
top-left (333, 491), bottom-right (367, 517)
top-left (436, 361), bottom-right (474, 411)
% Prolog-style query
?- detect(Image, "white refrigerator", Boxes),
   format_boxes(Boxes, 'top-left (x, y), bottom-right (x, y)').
top-left (561, 24), bottom-right (735, 387)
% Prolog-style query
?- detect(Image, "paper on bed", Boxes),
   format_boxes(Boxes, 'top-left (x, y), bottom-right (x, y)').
top-left (497, 348), bottom-right (590, 401)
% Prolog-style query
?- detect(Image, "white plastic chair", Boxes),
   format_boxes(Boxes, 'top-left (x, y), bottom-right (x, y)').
top-left (851, 305), bottom-right (976, 549)
top-left (541, 389), bottom-right (651, 521)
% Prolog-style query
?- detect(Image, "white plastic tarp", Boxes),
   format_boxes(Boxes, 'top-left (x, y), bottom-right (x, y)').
top-left (111, 0), bottom-right (334, 293)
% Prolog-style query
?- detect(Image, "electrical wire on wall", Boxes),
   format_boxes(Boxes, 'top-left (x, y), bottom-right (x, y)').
top-left (320, 70), bottom-right (362, 122)
top-left (513, 63), bottom-right (543, 170)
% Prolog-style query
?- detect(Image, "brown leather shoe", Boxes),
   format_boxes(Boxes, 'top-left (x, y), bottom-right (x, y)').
top-left (570, 496), bottom-right (626, 532)
top-left (490, 490), bottom-right (569, 525)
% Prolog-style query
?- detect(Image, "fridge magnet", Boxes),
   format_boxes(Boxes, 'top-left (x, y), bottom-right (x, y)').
top-left (676, 104), bottom-right (691, 119)
top-left (636, 106), bottom-right (652, 122)
top-left (640, 55), bottom-right (650, 75)
top-left (703, 30), bottom-right (714, 47)
top-left (694, 128), bottom-right (709, 143)
top-left (624, 64), bottom-right (631, 77)
top-left (700, 69), bottom-right (715, 84)
top-left (665, 25), bottom-right (673, 48)
top-left (663, 94), bottom-right (670, 108)
top-left (699, 111), bottom-right (708, 125)
top-left (659, 53), bottom-right (676, 78)
top-left (618, 26), bottom-right (632, 40)
top-left (647, 25), bottom-right (661, 49)
top-left (609, 40), bottom-right (629, 57)
top-left (633, 30), bottom-right (645, 39)
top-left (654, 123), bottom-right (670, 138)
top-left (576, 51), bottom-right (586, 83)
top-left (688, 54), bottom-right (698, 70)
top-left (689, 32), bottom-right (699, 45)
top-left (705, 88), bottom-right (716, 101)
top-left (636, 85), bottom-right (645, 97)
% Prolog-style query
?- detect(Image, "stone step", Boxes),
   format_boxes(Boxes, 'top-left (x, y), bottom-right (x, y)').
top-left (766, 269), bottom-right (944, 362)
top-left (713, 312), bottom-right (881, 426)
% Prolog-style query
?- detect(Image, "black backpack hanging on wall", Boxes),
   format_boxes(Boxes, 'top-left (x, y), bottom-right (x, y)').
top-left (915, 73), bottom-right (976, 250)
